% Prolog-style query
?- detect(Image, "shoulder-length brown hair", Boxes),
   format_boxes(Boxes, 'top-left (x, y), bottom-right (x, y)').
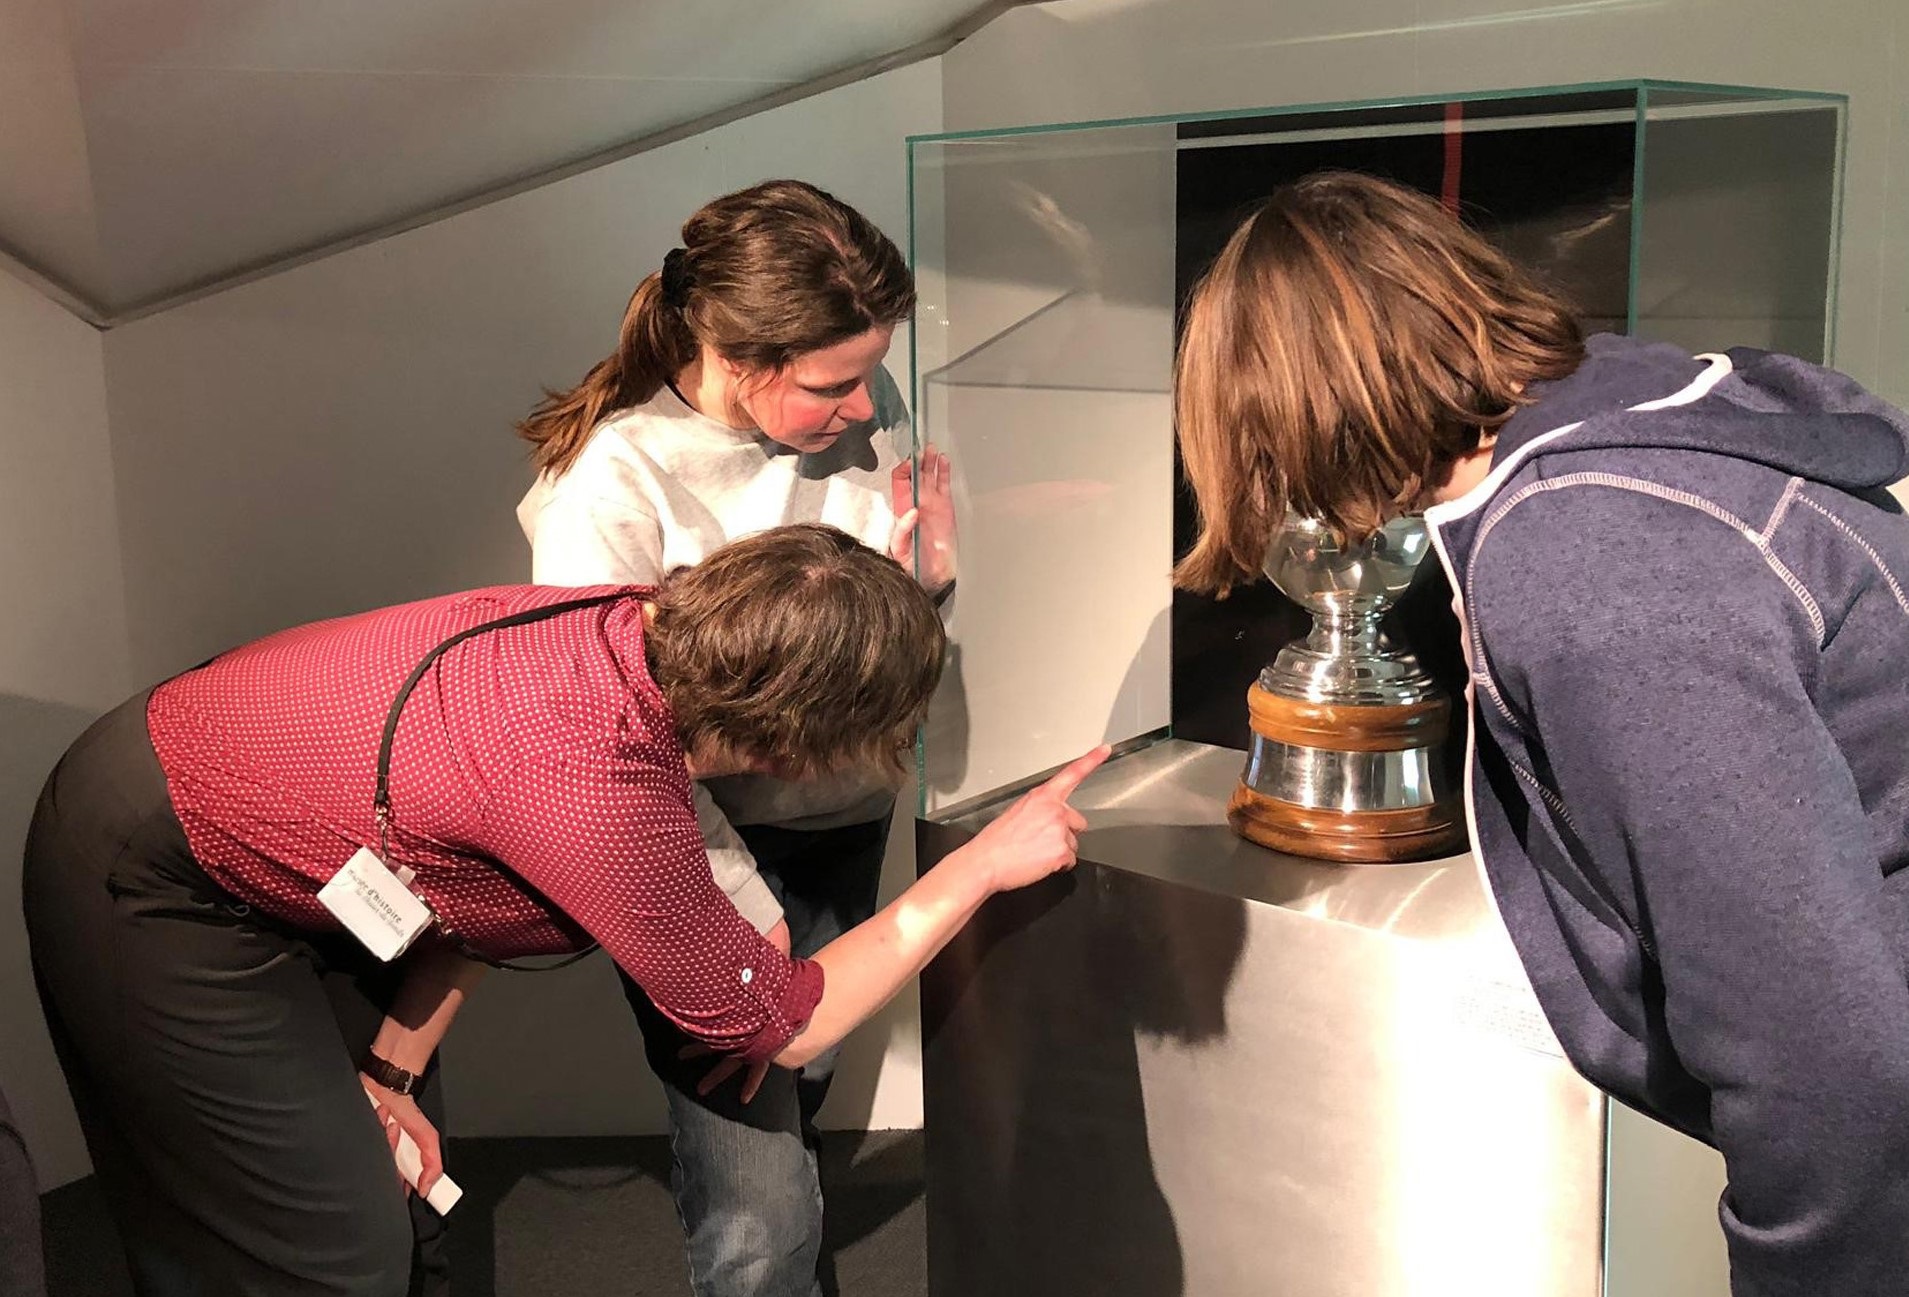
top-left (645, 524), bottom-right (944, 778)
top-left (518, 179), bottom-right (917, 478)
top-left (1173, 171), bottom-right (1585, 595)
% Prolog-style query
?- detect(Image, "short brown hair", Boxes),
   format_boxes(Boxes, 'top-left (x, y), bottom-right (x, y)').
top-left (1174, 171), bottom-right (1585, 595)
top-left (519, 179), bottom-right (917, 477)
top-left (645, 524), bottom-right (944, 777)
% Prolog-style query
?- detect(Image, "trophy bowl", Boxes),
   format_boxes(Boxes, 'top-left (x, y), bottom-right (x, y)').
top-left (1227, 514), bottom-right (1465, 863)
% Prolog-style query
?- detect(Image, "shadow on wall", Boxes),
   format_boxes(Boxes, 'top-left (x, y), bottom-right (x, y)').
top-left (0, 692), bottom-right (112, 1194)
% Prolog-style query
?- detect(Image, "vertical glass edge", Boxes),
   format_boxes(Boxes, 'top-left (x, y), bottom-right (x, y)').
top-left (1627, 85), bottom-right (1648, 338)
top-left (906, 134), bottom-right (930, 820)
top-left (1825, 101), bottom-right (1848, 366)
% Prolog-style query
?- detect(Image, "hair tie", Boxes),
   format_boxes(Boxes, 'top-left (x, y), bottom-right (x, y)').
top-left (660, 247), bottom-right (693, 309)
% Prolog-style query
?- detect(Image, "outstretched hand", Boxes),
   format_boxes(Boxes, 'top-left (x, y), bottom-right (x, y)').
top-left (966, 745), bottom-right (1111, 893)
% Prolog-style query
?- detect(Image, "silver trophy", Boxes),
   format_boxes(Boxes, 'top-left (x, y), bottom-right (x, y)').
top-left (1229, 514), bottom-right (1464, 862)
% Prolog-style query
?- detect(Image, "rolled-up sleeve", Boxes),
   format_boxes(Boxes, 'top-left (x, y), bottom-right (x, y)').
top-left (481, 755), bottom-right (821, 1062)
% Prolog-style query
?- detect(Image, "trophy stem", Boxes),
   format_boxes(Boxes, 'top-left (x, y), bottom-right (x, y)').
top-left (1306, 607), bottom-right (1386, 663)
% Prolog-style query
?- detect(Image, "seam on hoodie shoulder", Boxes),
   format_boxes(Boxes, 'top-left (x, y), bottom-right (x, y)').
top-left (1793, 492), bottom-right (1909, 617)
top-left (1505, 755), bottom-right (1586, 842)
top-left (1760, 476), bottom-right (1804, 543)
top-left (1468, 474), bottom-right (1827, 715)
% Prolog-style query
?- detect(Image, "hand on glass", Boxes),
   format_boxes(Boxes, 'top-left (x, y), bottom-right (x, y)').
top-left (966, 745), bottom-right (1111, 893)
top-left (362, 1076), bottom-right (444, 1198)
top-left (891, 443), bottom-right (957, 593)
top-left (679, 918), bottom-right (792, 1104)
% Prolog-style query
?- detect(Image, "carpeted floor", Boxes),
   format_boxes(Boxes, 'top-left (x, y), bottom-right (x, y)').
top-left (39, 1130), bottom-right (926, 1296)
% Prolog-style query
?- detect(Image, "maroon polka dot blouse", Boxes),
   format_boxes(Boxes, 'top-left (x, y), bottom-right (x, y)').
top-left (146, 585), bottom-right (821, 1063)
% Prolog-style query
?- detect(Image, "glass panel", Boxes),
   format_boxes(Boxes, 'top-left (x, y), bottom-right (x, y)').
top-left (1639, 83), bottom-right (1843, 109)
top-left (1633, 92), bottom-right (1844, 361)
top-left (911, 124), bottom-right (1180, 818)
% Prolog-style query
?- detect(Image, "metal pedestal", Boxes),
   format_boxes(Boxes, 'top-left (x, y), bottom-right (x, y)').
top-left (918, 739), bottom-right (1726, 1297)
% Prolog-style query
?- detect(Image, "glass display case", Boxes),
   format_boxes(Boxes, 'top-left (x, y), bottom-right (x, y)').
top-left (907, 81), bottom-right (1844, 1297)
top-left (910, 79), bottom-right (1845, 812)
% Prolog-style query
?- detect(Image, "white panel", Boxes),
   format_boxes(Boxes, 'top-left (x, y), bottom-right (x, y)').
top-left (101, 58), bottom-right (941, 1136)
top-left (0, 269), bottom-right (130, 1189)
top-left (923, 384), bottom-right (1174, 809)
top-left (914, 125), bottom-right (1178, 812)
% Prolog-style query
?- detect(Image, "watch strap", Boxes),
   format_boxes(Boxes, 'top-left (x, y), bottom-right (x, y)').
top-left (360, 1052), bottom-right (420, 1096)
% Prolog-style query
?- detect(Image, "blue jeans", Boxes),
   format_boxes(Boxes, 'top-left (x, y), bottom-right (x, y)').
top-left (620, 816), bottom-right (890, 1297)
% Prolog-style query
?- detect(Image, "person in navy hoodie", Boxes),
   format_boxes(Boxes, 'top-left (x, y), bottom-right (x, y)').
top-left (1173, 170), bottom-right (1909, 1296)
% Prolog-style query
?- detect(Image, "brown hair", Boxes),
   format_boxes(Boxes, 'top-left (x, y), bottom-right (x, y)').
top-left (645, 524), bottom-right (944, 777)
top-left (1173, 171), bottom-right (1585, 595)
top-left (518, 179), bottom-right (917, 477)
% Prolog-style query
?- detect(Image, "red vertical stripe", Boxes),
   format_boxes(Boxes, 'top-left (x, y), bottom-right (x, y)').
top-left (1441, 101), bottom-right (1464, 213)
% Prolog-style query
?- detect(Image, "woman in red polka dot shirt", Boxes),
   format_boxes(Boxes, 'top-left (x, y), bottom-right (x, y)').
top-left (22, 524), bottom-right (1103, 1297)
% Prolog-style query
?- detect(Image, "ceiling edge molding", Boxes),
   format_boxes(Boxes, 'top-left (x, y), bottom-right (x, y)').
top-left (103, 0), bottom-right (1027, 329)
top-left (0, 239), bottom-right (109, 330)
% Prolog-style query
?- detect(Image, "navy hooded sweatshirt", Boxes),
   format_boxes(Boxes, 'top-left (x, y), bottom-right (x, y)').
top-left (1424, 333), bottom-right (1909, 1296)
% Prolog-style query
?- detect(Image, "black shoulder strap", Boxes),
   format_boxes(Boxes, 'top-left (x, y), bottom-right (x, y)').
top-left (372, 590), bottom-right (633, 973)
top-left (373, 592), bottom-right (632, 831)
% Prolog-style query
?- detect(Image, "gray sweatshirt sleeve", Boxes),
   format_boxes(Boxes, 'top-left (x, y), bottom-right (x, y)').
top-left (527, 489), bottom-right (666, 587)
top-left (1474, 488), bottom-right (1909, 1296)
top-left (692, 781), bottom-right (782, 936)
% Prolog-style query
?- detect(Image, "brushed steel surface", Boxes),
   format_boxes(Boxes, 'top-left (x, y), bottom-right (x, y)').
top-left (921, 738), bottom-right (1607, 1297)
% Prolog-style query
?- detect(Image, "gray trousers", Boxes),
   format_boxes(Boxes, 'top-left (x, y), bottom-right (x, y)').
top-left (21, 694), bottom-right (447, 1297)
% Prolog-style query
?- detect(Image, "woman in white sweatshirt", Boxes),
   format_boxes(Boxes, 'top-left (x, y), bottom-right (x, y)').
top-left (512, 178), bottom-right (952, 1297)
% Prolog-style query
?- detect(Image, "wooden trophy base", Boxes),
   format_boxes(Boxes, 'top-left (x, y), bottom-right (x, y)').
top-left (1232, 685), bottom-right (1466, 864)
top-left (1228, 785), bottom-right (1465, 863)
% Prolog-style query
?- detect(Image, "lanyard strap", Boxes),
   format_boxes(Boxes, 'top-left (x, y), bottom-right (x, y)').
top-left (372, 590), bottom-right (633, 971)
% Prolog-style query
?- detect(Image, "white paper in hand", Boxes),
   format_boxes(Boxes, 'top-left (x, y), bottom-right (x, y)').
top-left (367, 1091), bottom-right (462, 1215)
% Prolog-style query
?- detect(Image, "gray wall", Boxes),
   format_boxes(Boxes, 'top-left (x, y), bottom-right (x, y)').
top-left (0, 270), bottom-right (130, 1190)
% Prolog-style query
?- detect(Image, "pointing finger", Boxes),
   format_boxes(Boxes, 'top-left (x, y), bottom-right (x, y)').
top-left (1039, 745), bottom-right (1112, 803)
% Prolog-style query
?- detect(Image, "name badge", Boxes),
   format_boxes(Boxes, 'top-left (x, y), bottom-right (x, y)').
top-left (319, 847), bottom-right (433, 961)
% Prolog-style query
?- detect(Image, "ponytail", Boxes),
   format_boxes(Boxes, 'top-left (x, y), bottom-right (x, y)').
top-left (516, 270), bottom-right (697, 478)
top-left (517, 179), bottom-right (916, 480)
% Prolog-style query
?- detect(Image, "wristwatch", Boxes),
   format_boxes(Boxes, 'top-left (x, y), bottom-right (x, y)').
top-left (360, 1052), bottom-right (421, 1096)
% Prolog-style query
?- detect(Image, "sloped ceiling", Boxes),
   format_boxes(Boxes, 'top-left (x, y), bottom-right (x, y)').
top-left (0, 0), bottom-right (1008, 320)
